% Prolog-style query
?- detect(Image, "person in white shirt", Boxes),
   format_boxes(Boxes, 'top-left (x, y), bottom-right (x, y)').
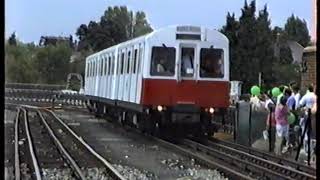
top-left (181, 51), bottom-right (193, 76)
top-left (293, 85), bottom-right (301, 109)
top-left (156, 58), bottom-right (166, 73)
top-left (299, 86), bottom-right (317, 109)
top-left (299, 85), bottom-right (317, 155)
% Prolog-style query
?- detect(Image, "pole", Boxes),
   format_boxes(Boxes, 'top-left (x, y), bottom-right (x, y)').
top-left (268, 106), bottom-right (273, 152)
top-left (259, 72), bottom-right (262, 87)
top-left (295, 108), bottom-right (311, 161)
top-left (248, 103), bottom-right (252, 146)
top-left (307, 108), bottom-right (311, 165)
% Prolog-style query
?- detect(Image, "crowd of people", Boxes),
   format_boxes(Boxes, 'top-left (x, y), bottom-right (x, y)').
top-left (250, 83), bottom-right (317, 159)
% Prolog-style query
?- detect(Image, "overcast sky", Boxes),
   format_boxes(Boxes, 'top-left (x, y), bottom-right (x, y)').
top-left (5, 0), bottom-right (312, 43)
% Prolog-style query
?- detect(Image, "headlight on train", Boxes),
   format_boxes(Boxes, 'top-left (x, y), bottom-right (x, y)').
top-left (209, 107), bottom-right (215, 114)
top-left (157, 105), bottom-right (163, 112)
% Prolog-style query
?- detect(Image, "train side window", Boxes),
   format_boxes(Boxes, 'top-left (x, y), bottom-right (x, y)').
top-left (95, 60), bottom-right (98, 76)
top-left (133, 49), bottom-right (138, 74)
top-left (121, 52), bottom-right (125, 74)
top-left (200, 48), bottom-right (224, 78)
top-left (127, 51), bottom-right (131, 74)
top-left (150, 46), bottom-right (175, 76)
top-left (117, 54), bottom-right (120, 75)
top-left (93, 62), bottom-right (95, 76)
top-left (105, 56), bottom-right (108, 75)
top-left (138, 46), bottom-right (143, 73)
top-left (91, 62), bottom-right (93, 77)
top-left (100, 59), bottom-right (103, 76)
top-left (88, 62), bottom-right (92, 77)
top-left (108, 56), bottom-right (111, 75)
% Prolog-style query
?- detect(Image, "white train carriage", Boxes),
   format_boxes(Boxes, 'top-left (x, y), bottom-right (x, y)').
top-left (85, 25), bottom-right (230, 136)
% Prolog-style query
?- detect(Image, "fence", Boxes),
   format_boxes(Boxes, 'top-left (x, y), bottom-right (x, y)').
top-left (5, 88), bottom-right (88, 107)
top-left (5, 83), bottom-right (66, 91)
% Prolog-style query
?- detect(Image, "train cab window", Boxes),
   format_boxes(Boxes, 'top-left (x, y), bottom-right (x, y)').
top-left (133, 49), bottom-right (138, 73)
top-left (200, 48), bottom-right (224, 78)
top-left (127, 51), bottom-right (131, 74)
top-left (181, 48), bottom-right (195, 77)
top-left (150, 46), bottom-right (175, 76)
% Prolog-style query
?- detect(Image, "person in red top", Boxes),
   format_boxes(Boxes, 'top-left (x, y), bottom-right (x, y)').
top-left (263, 93), bottom-right (276, 151)
top-left (274, 96), bottom-right (290, 155)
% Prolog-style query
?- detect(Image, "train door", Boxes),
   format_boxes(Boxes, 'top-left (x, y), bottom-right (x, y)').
top-left (103, 54), bottom-right (108, 98)
top-left (136, 43), bottom-right (144, 104)
top-left (129, 46), bottom-right (139, 103)
top-left (118, 50), bottom-right (126, 100)
top-left (106, 55), bottom-right (111, 99)
top-left (115, 52), bottom-right (120, 100)
top-left (176, 44), bottom-right (198, 103)
top-left (124, 48), bottom-right (132, 102)
top-left (94, 57), bottom-right (100, 96)
top-left (110, 54), bottom-right (116, 99)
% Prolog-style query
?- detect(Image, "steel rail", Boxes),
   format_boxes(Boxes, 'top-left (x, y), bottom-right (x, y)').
top-left (182, 139), bottom-right (297, 180)
top-left (44, 109), bottom-right (126, 180)
top-left (14, 108), bottom-right (21, 180)
top-left (204, 139), bottom-right (316, 179)
top-left (209, 137), bottom-right (316, 176)
top-left (98, 118), bottom-right (254, 180)
top-left (20, 108), bottom-right (42, 180)
top-left (36, 110), bottom-right (86, 180)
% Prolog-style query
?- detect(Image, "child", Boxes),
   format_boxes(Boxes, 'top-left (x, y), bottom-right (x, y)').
top-left (274, 96), bottom-right (290, 155)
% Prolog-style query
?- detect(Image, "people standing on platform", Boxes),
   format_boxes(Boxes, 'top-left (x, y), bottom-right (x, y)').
top-left (293, 85), bottom-right (301, 110)
top-left (263, 92), bottom-right (276, 150)
top-left (274, 96), bottom-right (290, 155)
top-left (299, 85), bottom-right (317, 155)
top-left (276, 85), bottom-right (286, 105)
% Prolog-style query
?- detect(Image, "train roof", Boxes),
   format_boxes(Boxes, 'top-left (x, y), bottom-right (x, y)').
top-left (86, 25), bottom-right (228, 60)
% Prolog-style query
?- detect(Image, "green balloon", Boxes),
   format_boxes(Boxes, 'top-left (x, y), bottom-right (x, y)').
top-left (288, 113), bottom-right (295, 125)
top-left (250, 85), bottom-right (260, 96)
top-left (272, 87), bottom-right (281, 97)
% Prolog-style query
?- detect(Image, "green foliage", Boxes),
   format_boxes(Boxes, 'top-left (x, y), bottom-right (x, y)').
top-left (34, 42), bottom-right (72, 84)
top-left (221, 0), bottom-right (307, 93)
top-left (284, 14), bottom-right (310, 47)
top-left (8, 32), bottom-right (17, 46)
top-left (5, 41), bottom-right (72, 84)
top-left (76, 6), bottom-right (153, 52)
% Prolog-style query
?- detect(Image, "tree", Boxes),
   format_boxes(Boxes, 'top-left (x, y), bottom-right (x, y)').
top-left (236, 0), bottom-right (259, 92)
top-left (8, 32), bottom-right (17, 46)
top-left (34, 42), bottom-right (72, 84)
top-left (220, 12), bottom-right (240, 80)
top-left (284, 14), bottom-right (310, 47)
top-left (255, 5), bottom-right (275, 89)
top-left (76, 6), bottom-right (153, 52)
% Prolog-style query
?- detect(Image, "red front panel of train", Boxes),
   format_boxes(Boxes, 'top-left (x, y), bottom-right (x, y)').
top-left (140, 79), bottom-right (230, 108)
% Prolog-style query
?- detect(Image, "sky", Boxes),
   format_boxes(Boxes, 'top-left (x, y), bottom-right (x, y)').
top-left (5, 0), bottom-right (313, 43)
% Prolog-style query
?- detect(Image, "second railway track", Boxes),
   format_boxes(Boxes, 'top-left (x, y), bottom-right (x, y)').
top-left (14, 105), bottom-right (125, 180)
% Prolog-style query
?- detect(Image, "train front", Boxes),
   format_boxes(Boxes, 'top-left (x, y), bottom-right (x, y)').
top-left (141, 25), bottom-right (230, 136)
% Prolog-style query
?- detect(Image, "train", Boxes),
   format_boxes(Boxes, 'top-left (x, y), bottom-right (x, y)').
top-left (84, 25), bottom-right (230, 137)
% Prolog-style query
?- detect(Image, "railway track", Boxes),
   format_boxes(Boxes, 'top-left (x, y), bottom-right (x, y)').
top-left (183, 137), bottom-right (316, 180)
top-left (208, 137), bottom-right (316, 175)
top-left (14, 105), bottom-right (125, 180)
top-left (10, 101), bottom-right (317, 180)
